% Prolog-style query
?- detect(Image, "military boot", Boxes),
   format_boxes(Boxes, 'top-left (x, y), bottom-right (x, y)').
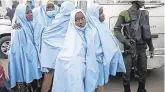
top-left (124, 84), bottom-right (131, 92)
top-left (137, 82), bottom-right (147, 92)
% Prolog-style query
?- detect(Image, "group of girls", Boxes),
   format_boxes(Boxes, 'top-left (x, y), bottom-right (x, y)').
top-left (9, 0), bottom-right (126, 92)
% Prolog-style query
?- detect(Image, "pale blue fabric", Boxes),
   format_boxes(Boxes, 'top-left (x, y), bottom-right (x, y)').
top-left (40, 1), bottom-right (75, 72)
top-left (33, 3), bottom-right (59, 27)
top-left (32, 2), bottom-right (59, 64)
top-left (8, 4), bottom-right (42, 88)
top-left (32, 1), bottom-right (60, 48)
top-left (85, 2), bottom-right (126, 91)
top-left (84, 25), bottom-right (99, 92)
top-left (52, 9), bottom-right (87, 92)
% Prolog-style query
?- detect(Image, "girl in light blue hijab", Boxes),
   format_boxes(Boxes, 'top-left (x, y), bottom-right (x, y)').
top-left (8, 4), bottom-right (42, 91)
top-left (32, 1), bottom-right (59, 62)
top-left (52, 9), bottom-right (87, 92)
top-left (85, 2), bottom-right (126, 92)
top-left (33, 0), bottom-right (59, 27)
top-left (40, 1), bottom-right (75, 92)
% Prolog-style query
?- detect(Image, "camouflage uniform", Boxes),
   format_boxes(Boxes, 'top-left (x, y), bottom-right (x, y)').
top-left (114, 6), bottom-right (154, 92)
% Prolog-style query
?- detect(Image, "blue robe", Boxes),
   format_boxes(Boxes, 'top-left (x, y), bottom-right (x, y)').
top-left (32, 3), bottom-right (59, 46)
top-left (52, 9), bottom-right (87, 92)
top-left (32, 3), bottom-right (59, 65)
top-left (84, 2), bottom-right (126, 91)
top-left (40, 1), bottom-right (75, 72)
top-left (8, 4), bottom-right (42, 88)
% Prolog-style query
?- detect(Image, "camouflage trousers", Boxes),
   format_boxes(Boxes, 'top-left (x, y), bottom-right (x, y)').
top-left (122, 49), bottom-right (147, 92)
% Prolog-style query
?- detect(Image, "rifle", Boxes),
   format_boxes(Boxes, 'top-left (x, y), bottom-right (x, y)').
top-left (120, 10), bottom-right (142, 79)
top-left (121, 24), bottom-right (139, 78)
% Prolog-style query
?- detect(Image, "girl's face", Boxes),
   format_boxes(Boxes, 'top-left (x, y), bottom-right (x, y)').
top-left (99, 7), bottom-right (105, 22)
top-left (75, 12), bottom-right (86, 28)
top-left (26, 6), bottom-right (33, 21)
top-left (46, 3), bottom-right (55, 11)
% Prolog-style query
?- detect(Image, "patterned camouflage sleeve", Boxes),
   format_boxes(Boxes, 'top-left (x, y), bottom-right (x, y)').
top-left (114, 11), bottom-right (129, 46)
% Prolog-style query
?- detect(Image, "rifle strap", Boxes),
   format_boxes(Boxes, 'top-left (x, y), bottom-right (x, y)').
top-left (136, 10), bottom-right (142, 29)
top-left (126, 10), bottom-right (142, 41)
top-left (127, 10), bottom-right (142, 30)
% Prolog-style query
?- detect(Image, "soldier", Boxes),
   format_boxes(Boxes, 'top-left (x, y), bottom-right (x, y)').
top-left (6, 2), bottom-right (18, 22)
top-left (114, 0), bottom-right (154, 92)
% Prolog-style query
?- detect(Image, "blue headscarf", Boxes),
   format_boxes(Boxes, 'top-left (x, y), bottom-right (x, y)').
top-left (32, 0), bottom-right (59, 27)
top-left (8, 4), bottom-right (42, 88)
top-left (52, 9), bottom-right (87, 92)
top-left (85, 1), bottom-right (126, 90)
top-left (32, 0), bottom-right (59, 61)
top-left (40, 1), bottom-right (75, 72)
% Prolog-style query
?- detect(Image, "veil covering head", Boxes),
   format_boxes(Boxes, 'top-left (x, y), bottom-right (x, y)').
top-left (84, 1), bottom-right (126, 91)
top-left (52, 9), bottom-right (87, 92)
top-left (40, 1), bottom-right (75, 72)
top-left (9, 4), bottom-right (42, 88)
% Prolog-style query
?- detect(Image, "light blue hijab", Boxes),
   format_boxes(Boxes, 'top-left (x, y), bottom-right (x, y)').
top-left (32, 0), bottom-right (59, 27)
top-left (32, 0), bottom-right (59, 65)
top-left (52, 9), bottom-right (87, 92)
top-left (8, 4), bottom-right (42, 88)
top-left (85, 2), bottom-right (126, 91)
top-left (40, 1), bottom-right (75, 72)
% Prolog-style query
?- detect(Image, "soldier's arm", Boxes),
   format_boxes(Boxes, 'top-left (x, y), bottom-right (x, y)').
top-left (145, 11), bottom-right (154, 51)
top-left (114, 12), bottom-right (129, 46)
top-left (146, 38), bottom-right (154, 51)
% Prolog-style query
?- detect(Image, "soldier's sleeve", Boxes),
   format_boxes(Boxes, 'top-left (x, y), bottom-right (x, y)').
top-left (144, 10), bottom-right (154, 51)
top-left (114, 11), bottom-right (128, 45)
top-left (146, 38), bottom-right (154, 51)
top-left (144, 10), bottom-right (149, 24)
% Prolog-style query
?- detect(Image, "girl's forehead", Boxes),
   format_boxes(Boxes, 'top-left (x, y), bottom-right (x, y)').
top-left (75, 12), bottom-right (84, 16)
top-left (47, 3), bottom-right (54, 7)
top-left (26, 7), bottom-right (32, 14)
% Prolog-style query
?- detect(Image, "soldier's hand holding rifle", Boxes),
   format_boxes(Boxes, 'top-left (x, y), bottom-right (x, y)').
top-left (124, 40), bottom-right (131, 49)
top-left (124, 39), bottom-right (135, 49)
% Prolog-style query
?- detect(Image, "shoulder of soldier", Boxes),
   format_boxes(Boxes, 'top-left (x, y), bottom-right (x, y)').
top-left (119, 10), bottom-right (129, 17)
top-left (141, 10), bottom-right (149, 16)
top-left (119, 10), bottom-right (130, 23)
